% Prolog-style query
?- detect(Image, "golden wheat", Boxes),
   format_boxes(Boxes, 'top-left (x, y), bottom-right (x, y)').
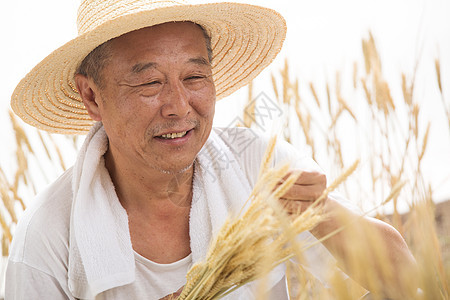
top-left (177, 139), bottom-right (329, 299)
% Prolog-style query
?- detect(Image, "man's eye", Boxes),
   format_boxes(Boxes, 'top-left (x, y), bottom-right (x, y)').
top-left (142, 81), bottom-right (160, 86)
top-left (186, 75), bottom-right (205, 81)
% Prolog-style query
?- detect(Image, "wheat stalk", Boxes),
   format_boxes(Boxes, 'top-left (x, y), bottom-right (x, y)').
top-left (418, 122), bottom-right (431, 162)
top-left (0, 211), bottom-right (12, 243)
top-left (281, 58), bottom-right (291, 104)
top-left (309, 82), bottom-right (321, 108)
top-left (435, 58), bottom-right (442, 94)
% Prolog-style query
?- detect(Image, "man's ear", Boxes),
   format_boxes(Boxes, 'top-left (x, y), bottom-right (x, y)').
top-left (75, 74), bottom-right (102, 121)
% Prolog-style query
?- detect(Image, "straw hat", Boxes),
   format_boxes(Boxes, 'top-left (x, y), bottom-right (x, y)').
top-left (11, 0), bottom-right (286, 135)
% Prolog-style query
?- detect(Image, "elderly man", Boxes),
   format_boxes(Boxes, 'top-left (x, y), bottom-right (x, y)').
top-left (6, 0), bottom-right (417, 299)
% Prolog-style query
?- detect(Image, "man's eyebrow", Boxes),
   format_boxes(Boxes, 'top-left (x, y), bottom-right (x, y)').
top-left (130, 57), bottom-right (210, 74)
top-left (131, 62), bottom-right (157, 74)
top-left (188, 57), bottom-right (211, 66)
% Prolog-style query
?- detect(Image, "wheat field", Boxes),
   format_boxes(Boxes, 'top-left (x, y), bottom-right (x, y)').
top-left (1, 33), bottom-right (449, 299)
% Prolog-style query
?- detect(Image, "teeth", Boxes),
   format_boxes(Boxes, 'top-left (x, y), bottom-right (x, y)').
top-left (160, 131), bottom-right (187, 139)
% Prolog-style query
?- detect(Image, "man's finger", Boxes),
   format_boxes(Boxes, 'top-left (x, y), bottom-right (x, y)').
top-left (279, 182), bottom-right (325, 200)
top-left (282, 171), bottom-right (326, 185)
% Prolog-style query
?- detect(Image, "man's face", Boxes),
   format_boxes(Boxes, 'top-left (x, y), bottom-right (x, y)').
top-left (96, 22), bottom-right (216, 173)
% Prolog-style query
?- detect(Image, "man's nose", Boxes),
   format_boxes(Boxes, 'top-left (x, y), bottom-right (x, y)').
top-left (160, 81), bottom-right (190, 118)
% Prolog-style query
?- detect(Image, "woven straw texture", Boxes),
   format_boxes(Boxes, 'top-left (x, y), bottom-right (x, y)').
top-left (11, 0), bottom-right (286, 134)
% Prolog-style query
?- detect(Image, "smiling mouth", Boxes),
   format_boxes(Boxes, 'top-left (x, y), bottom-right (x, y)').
top-left (156, 130), bottom-right (190, 139)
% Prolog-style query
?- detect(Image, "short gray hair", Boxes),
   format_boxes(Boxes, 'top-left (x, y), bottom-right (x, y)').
top-left (76, 23), bottom-right (213, 88)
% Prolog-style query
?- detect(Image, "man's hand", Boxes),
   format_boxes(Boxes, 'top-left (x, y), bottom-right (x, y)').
top-left (159, 286), bottom-right (183, 300)
top-left (280, 170), bottom-right (418, 297)
top-left (279, 171), bottom-right (326, 214)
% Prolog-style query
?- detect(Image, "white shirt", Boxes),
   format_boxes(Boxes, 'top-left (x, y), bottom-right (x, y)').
top-left (96, 253), bottom-right (192, 299)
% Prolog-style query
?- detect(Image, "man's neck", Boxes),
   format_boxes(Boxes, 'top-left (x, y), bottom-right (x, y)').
top-left (104, 146), bottom-right (194, 217)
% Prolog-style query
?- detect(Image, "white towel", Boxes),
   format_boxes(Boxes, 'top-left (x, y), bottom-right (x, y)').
top-left (190, 130), bottom-right (256, 299)
top-left (189, 130), bottom-right (285, 299)
top-left (190, 130), bottom-right (253, 261)
top-left (67, 123), bottom-right (284, 299)
top-left (69, 122), bottom-right (135, 298)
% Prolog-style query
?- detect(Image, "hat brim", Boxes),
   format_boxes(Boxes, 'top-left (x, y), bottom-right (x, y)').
top-left (11, 3), bottom-right (286, 134)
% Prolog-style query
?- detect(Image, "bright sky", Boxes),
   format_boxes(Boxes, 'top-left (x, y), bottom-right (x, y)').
top-left (0, 0), bottom-right (449, 210)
